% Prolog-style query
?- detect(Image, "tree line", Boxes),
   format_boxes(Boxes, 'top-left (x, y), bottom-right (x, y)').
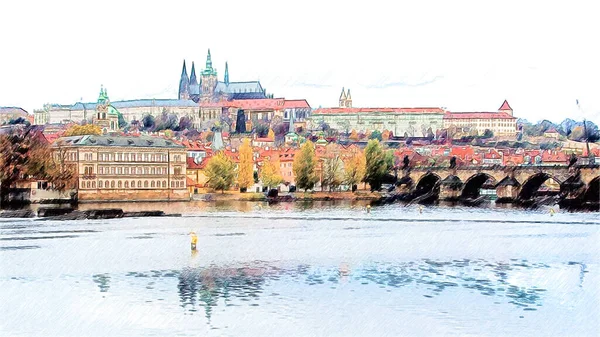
top-left (204, 139), bottom-right (394, 193)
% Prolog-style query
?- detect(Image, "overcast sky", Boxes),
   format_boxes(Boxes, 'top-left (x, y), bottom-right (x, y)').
top-left (1, 0), bottom-right (599, 124)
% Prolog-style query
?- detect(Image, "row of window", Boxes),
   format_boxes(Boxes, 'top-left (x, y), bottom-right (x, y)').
top-left (85, 166), bottom-right (184, 176)
top-left (82, 180), bottom-right (186, 189)
top-left (85, 153), bottom-right (183, 163)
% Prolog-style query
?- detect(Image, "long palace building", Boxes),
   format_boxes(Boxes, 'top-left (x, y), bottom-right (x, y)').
top-left (311, 89), bottom-right (517, 137)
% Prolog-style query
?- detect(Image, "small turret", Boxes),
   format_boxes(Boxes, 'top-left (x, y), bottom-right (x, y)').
top-left (224, 61), bottom-right (229, 85)
top-left (498, 100), bottom-right (513, 116)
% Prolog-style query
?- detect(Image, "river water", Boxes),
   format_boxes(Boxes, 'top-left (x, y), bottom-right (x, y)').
top-left (1, 202), bottom-right (599, 336)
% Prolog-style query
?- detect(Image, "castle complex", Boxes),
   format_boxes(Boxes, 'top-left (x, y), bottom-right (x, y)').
top-left (33, 50), bottom-right (271, 130)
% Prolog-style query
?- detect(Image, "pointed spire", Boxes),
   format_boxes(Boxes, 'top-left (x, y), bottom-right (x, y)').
top-left (340, 87), bottom-right (347, 100)
top-left (224, 62), bottom-right (229, 85)
top-left (206, 49), bottom-right (213, 70)
top-left (180, 60), bottom-right (188, 77)
top-left (189, 62), bottom-right (198, 86)
top-left (346, 89), bottom-right (351, 99)
top-left (178, 60), bottom-right (190, 100)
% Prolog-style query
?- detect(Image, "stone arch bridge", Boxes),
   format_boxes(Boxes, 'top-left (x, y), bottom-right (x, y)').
top-left (396, 164), bottom-right (599, 204)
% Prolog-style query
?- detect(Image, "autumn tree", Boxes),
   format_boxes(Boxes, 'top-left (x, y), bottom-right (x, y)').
top-left (0, 127), bottom-right (76, 202)
top-left (344, 151), bottom-right (366, 191)
top-left (382, 130), bottom-right (390, 141)
top-left (363, 139), bottom-right (388, 191)
top-left (293, 140), bottom-right (318, 191)
top-left (267, 128), bottom-right (275, 140)
top-left (322, 155), bottom-right (344, 192)
top-left (349, 129), bottom-right (359, 141)
top-left (237, 138), bottom-right (254, 192)
top-left (260, 156), bottom-right (283, 190)
top-left (205, 152), bottom-right (236, 193)
top-left (64, 124), bottom-right (102, 136)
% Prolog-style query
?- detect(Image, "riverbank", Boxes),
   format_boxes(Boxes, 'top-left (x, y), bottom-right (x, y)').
top-left (192, 190), bottom-right (382, 202)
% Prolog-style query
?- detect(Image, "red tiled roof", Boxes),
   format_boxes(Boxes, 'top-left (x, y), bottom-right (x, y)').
top-left (444, 112), bottom-right (515, 119)
top-left (283, 99), bottom-right (311, 109)
top-left (541, 150), bottom-right (568, 163)
top-left (498, 100), bottom-right (512, 111)
top-left (186, 156), bottom-right (211, 169)
top-left (224, 98), bottom-right (286, 110)
top-left (313, 107), bottom-right (446, 114)
top-left (186, 177), bottom-right (201, 187)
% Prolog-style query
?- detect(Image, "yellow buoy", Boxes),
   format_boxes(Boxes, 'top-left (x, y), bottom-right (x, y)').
top-left (550, 209), bottom-right (556, 216)
top-left (189, 232), bottom-right (198, 251)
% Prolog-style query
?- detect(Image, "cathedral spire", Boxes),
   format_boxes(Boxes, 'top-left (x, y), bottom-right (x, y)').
top-left (189, 61), bottom-right (198, 86)
top-left (224, 61), bottom-right (229, 85)
top-left (178, 60), bottom-right (190, 100)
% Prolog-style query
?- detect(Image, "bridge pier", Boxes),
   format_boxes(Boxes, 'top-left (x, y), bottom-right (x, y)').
top-left (439, 175), bottom-right (462, 202)
top-left (494, 176), bottom-right (520, 203)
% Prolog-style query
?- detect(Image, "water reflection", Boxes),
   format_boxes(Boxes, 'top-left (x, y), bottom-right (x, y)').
top-left (92, 273), bottom-right (111, 293)
top-left (105, 257), bottom-right (585, 323)
top-left (177, 266), bottom-right (268, 321)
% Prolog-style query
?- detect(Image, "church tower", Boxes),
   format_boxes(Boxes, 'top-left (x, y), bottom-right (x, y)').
top-left (178, 60), bottom-right (190, 100)
top-left (94, 85), bottom-right (119, 133)
top-left (224, 61), bottom-right (229, 85)
top-left (200, 49), bottom-right (218, 101)
top-left (339, 88), bottom-right (352, 108)
top-left (345, 89), bottom-right (352, 108)
top-left (339, 87), bottom-right (347, 107)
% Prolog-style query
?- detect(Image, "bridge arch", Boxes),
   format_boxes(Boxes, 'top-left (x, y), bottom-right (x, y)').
top-left (518, 173), bottom-right (562, 200)
top-left (415, 172), bottom-right (441, 197)
top-left (461, 173), bottom-right (497, 199)
top-left (584, 176), bottom-right (600, 202)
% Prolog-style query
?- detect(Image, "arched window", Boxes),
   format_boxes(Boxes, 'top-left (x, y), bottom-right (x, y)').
top-left (144, 181), bottom-right (148, 188)
top-left (99, 181), bottom-right (103, 188)
top-left (162, 181), bottom-right (166, 188)
top-left (151, 181), bottom-right (155, 188)
top-left (124, 181), bottom-right (129, 188)
top-left (118, 181), bottom-right (122, 188)
top-left (131, 180), bottom-right (135, 188)
top-left (92, 181), bottom-right (96, 188)
top-left (111, 181), bottom-right (115, 188)
top-left (171, 181), bottom-right (174, 188)
top-left (151, 167), bottom-right (155, 175)
top-left (144, 167), bottom-right (149, 175)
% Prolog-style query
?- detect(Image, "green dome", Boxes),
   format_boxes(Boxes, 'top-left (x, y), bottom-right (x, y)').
top-left (107, 105), bottom-right (120, 116)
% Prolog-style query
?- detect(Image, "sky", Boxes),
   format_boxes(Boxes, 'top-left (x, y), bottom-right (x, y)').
top-left (1, 0), bottom-right (599, 124)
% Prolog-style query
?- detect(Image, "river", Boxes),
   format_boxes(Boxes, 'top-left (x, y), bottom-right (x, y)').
top-left (1, 202), bottom-right (599, 336)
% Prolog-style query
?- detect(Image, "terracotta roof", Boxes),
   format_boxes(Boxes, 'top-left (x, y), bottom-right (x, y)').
top-left (313, 107), bottom-right (446, 114)
top-left (283, 99), bottom-right (311, 109)
top-left (498, 100), bottom-right (513, 111)
top-left (444, 112), bottom-right (515, 119)
top-left (225, 98), bottom-right (286, 110)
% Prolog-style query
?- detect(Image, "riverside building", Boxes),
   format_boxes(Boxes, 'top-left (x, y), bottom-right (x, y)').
top-left (54, 135), bottom-right (188, 202)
